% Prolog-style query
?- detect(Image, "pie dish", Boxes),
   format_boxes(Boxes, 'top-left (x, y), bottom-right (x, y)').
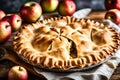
top-left (13, 16), bottom-right (120, 70)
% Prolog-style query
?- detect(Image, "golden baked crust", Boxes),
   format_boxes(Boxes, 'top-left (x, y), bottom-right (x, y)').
top-left (13, 16), bottom-right (120, 70)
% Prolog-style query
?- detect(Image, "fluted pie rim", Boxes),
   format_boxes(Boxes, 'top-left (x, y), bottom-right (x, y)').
top-left (13, 16), bottom-right (120, 70)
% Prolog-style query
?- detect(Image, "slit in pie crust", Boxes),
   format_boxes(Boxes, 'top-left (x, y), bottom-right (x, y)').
top-left (13, 16), bottom-right (120, 70)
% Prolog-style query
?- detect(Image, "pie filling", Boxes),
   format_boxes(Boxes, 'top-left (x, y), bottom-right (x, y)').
top-left (13, 16), bottom-right (120, 70)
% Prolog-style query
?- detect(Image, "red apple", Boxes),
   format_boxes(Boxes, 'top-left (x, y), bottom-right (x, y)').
top-left (8, 66), bottom-right (28, 80)
top-left (10, 14), bottom-right (22, 31)
top-left (20, 1), bottom-right (42, 23)
top-left (105, 0), bottom-right (120, 10)
top-left (105, 9), bottom-right (120, 24)
top-left (58, 0), bottom-right (76, 16)
top-left (0, 20), bottom-right (11, 44)
top-left (41, 0), bottom-right (59, 12)
top-left (0, 9), bottom-right (6, 20)
top-left (2, 14), bottom-right (22, 31)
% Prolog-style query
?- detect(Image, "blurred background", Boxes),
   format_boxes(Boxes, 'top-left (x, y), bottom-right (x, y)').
top-left (74, 0), bottom-right (105, 11)
top-left (0, 0), bottom-right (105, 13)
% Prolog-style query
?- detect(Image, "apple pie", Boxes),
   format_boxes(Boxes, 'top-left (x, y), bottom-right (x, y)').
top-left (13, 16), bottom-right (120, 70)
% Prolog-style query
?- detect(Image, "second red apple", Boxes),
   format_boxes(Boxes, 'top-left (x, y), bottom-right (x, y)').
top-left (58, 0), bottom-right (76, 16)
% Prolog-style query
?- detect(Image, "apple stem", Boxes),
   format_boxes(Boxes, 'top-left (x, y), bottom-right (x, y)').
top-left (31, 3), bottom-right (35, 7)
top-left (19, 66), bottom-right (23, 71)
top-left (6, 25), bottom-right (10, 29)
top-left (17, 20), bottom-right (20, 22)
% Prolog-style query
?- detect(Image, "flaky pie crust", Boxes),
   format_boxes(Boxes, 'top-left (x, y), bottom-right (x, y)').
top-left (13, 16), bottom-right (120, 70)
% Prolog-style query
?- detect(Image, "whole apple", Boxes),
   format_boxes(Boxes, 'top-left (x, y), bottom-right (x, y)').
top-left (10, 14), bottom-right (22, 31)
top-left (58, 0), bottom-right (76, 16)
top-left (20, 1), bottom-right (42, 23)
top-left (0, 20), bottom-right (11, 44)
top-left (8, 66), bottom-right (28, 80)
top-left (105, 0), bottom-right (120, 10)
top-left (105, 9), bottom-right (120, 24)
top-left (40, 0), bottom-right (59, 12)
top-left (0, 9), bottom-right (6, 20)
top-left (2, 14), bottom-right (22, 31)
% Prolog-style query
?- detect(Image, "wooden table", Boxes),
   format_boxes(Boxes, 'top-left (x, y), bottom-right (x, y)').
top-left (0, 11), bottom-right (120, 80)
